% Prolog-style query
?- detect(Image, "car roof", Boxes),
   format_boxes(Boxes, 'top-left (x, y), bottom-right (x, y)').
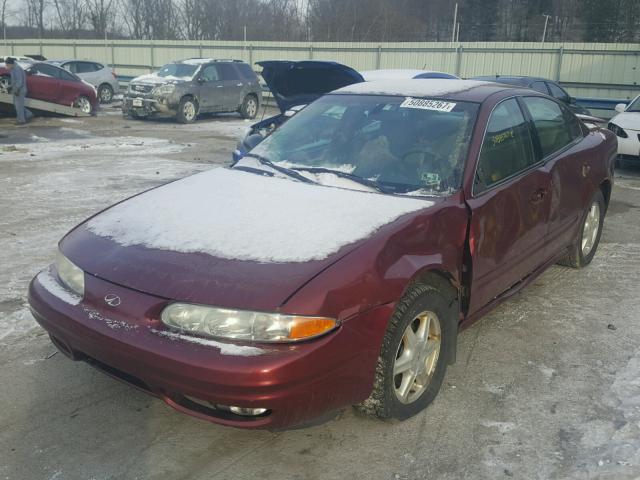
top-left (332, 79), bottom-right (516, 102)
top-left (179, 58), bottom-right (245, 65)
top-left (470, 75), bottom-right (556, 86)
top-left (362, 69), bottom-right (459, 80)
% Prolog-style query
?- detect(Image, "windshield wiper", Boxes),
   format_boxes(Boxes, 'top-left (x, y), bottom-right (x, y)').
top-left (242, 153), bottom-right (315, 184)
top-left (290, 166), bottom-right (388, 193)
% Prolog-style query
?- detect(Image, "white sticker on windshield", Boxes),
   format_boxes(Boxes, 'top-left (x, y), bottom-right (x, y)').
top-left (400, 98), bottom-right (457, 112)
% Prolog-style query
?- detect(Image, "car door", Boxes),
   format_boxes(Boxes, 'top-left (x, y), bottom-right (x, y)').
top-left (466, 97), bottom-right (553, 315)
top-left (56, 67), bottom-right (85, 106)
top-left (197, 64), bottom-right (225, 112)
top-left (520, 96), bottom-right (590, 258)
top-left (216, 63), bottom-right (244, 110)
top-left (26, 63), bottom-right (62, 102)
top-left (74, 61), bottom-right (99, 86)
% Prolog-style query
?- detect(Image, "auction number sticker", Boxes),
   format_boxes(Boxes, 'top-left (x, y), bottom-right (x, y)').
top-left (400, 97), bottom-right (456, 112)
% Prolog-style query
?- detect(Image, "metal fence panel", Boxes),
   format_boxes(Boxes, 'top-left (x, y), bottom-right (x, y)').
top-left (2, 39), bottom-right (639, 100)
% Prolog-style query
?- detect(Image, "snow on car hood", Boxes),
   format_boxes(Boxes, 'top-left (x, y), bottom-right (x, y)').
top-left (610, 112), bottom-right (640, 130)
top-left (86, 167), bottom-right (431, 264)
top-left (131, 73), bottom-right (188, 85)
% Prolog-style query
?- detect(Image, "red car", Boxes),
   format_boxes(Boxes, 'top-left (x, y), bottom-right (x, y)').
top-left (28, 79), bottom-right (616, 429)
top-left (0, 61), bottom-right (98, 114)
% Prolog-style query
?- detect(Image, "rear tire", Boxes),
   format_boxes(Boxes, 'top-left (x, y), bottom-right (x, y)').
top-left (558, 190), bottom-right (605, 268)
top-left (98, 84), bottom-right (114, 104)
top-left (240, 94), bottom-right (258, 119)
top-left (355, 283), bottom-right (454, 420)
top-left (176, 97), bottom-right (198, 124)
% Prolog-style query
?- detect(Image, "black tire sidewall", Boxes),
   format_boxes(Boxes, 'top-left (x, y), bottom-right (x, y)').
top-left (177, 97), bottom-right (197, 124)
top-left (380, 287), bottom-right (452, 420)
top-left (98, 84), bottom-right (113, 103)
top-left (241, 95), bottom-right (258, 119)
top-left (577, 190), bottom-right (605, 267)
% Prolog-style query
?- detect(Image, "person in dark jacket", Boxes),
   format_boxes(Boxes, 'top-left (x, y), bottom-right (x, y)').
top-left (6, 58), bottom-right (33, 125)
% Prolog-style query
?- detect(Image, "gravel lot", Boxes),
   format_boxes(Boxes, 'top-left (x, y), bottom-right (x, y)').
top-left (1, 106), bottom-right (640, 480)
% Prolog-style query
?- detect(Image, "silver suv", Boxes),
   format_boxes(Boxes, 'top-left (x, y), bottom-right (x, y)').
top-left (122, 59), bottom-right (261, 123)
top-left (48, 59), bottom-right (120, 104)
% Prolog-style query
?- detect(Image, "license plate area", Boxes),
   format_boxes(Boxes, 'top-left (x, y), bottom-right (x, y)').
top-left (132, 98), bottom-right (143, 107)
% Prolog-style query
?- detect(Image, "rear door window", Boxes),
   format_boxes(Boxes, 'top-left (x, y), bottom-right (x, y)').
top-left (75, 62), bottom-right (96, 74)
top-left (522, 97), bottom-right (574, 158)
top-left (236, 63), bottom-right (257, 81)
top-left (216, 63), bottom-right (239, 81)
top-left (529, 81), bottom-right (549, 95)
top-left (475, 98), bottom-right (536, 193)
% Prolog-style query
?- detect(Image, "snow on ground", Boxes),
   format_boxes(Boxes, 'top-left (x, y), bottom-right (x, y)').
top-left (0, 123), bottom-right (214, 341)
top-left (87, 167), bottom-right (433, 263)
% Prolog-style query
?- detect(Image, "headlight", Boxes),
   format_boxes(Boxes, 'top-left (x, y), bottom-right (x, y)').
top-left (608, 122), bottom-right (628, 138)
top-left (153, 84), bottom-right (175, 96)
top-left (55, 251), bottom-right (84, 296)
top-left (161, 303), bottom-right (338, 343)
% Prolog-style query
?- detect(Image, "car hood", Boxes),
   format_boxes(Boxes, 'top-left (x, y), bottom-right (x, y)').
top-left (610, 112), bottom-right (640, 130)
top-left (131, 73), bottom-right (189, 86)
top-left (61, 168), bottom-right (432, 311)
top-left (258, 60), bottom-right (364, 113)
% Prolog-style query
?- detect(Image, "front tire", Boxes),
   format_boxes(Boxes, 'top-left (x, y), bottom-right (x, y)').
top-left (240, 94), bottom-right (258, 119)
top-left (558, 190), bottom-right (605, 268)
top-left (176, 97), bottom-right (198, 124)
top-left (98, 84), bottom-right (114, 104)
top-left (357, 283), bottom-right (454, 420)
top-left (73, 95), bottom-right (93, 115)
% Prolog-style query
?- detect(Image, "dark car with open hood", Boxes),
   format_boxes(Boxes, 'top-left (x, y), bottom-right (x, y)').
top-left (233, 60), bottom-right (365, 161)
top-left (29, 79), bottom-right (616, 429)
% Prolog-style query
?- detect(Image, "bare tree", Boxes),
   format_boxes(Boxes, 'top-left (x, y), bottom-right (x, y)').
top-left (52, 0), bottom-right (86, 36)
top-left (85, 0), bottom-right (115, 37)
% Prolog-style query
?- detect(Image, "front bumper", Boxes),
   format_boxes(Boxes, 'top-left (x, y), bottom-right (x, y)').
top-left (28, 268), bottom-right (391, 429)
top-left (121, 95), bottom-right (176, 117)
top-left (616, 129), bottom-right (640, 158)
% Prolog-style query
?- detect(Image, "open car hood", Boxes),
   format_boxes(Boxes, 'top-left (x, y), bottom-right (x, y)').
top-left (258, 60), bottom-right (364, 113)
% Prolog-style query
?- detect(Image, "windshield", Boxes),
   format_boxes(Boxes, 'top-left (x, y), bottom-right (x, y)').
top-left (157, 63), bottom-right (197, 79)
top-left (249, 94), bottom-right (479, 195)
top-left (626, 96), bottom-right (640, 112)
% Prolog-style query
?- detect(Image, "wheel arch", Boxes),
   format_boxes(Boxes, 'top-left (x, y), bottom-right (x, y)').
top-left (404, 267), bottom-right (460, 364)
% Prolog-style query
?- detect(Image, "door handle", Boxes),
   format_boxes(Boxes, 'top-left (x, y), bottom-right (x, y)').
top-left (529, 188), bottom-right (548, 204)
top-left (582, 163), bottom-right (591, 178)
top-left (217, 85), bottom-right (223, 88)
top-left (236, 83), bottom-right (243, 87)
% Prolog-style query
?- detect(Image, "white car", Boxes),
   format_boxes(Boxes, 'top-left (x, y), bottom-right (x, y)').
top-left (609, 96), bottom-right (640, 167)
top-left (48, 59), bottom-right (120, 104)
top-left (361, 69), bottom-right (459, 81)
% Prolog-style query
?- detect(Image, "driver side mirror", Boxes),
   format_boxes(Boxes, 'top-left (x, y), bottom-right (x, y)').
top-left (568, 96), bottom-right (576, 105)
top-left (196, 76), bottom-right (205, 84)
top-left (615, 103), bottom-right (627, 113)
top-left (243, 133), bottom-right (264, 151)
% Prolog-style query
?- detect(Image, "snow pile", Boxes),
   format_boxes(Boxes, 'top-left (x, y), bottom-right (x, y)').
top-left (87, 167), bottom-right (432, 263)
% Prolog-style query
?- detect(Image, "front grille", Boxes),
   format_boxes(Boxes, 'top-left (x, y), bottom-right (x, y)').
top-left (130, 83), bottom-right (154, 94)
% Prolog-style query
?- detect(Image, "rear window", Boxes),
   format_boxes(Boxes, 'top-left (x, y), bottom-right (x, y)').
top-left (237, 63), bottom-right (257, 80)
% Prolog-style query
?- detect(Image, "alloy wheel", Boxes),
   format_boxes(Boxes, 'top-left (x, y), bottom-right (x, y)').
top-left (393, 310), bottom-right (441, 404)
top-left (581, 201), bottom-right (600, 257)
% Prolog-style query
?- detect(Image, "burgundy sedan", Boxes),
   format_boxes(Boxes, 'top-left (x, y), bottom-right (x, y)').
top-left (28, 80), bottom-right (616, 429)
top-left (0, 61), bottom-right (98, 114)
